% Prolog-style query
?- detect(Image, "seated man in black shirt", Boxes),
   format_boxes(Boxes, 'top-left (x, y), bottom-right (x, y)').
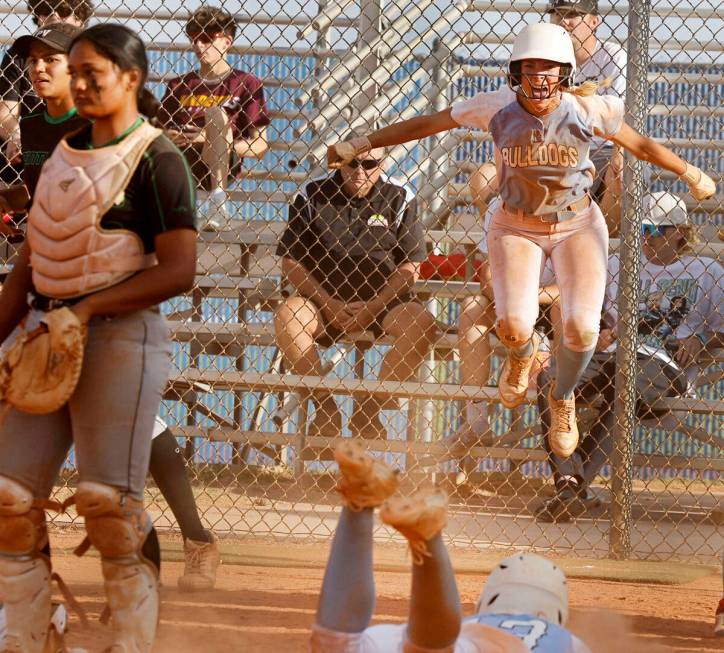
top-left (275, 143), bottom-right (438, 439)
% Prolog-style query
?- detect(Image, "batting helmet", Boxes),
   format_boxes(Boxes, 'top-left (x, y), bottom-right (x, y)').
top-left (508, 23), bottom-right (576, 95)
top-left (476, 553), bottom-right (569, 625)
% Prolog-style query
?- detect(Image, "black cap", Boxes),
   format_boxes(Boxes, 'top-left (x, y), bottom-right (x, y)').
top-left (10, 22), bottom-right (82, 58)
top-left (546, 0), bottom-right (599, 14)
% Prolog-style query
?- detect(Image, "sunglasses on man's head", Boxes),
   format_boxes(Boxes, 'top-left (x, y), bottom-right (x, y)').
top-left (33, 1), bottom-right (74, 18)
top-left (346, 158), bottom-right (382, 170)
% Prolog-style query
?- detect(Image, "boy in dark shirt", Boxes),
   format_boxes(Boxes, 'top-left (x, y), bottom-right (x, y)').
top-left (0, 0), bottom-right (92, 184)
top-left (0, 22), bottom-right (85, 240)
top-left (11, 23), bottom-right (87, 197)
top-left (158, 5), bottom-right (270, 226)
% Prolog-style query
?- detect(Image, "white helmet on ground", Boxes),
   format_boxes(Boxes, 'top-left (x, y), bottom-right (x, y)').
top-left (476, 553), bottom-right (569, 625)
top-left (508, 23), bottom-right (576, 94)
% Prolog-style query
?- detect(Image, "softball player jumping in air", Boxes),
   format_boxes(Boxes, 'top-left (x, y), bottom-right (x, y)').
top-left (328, 23), bottom-right (716, 458)
top-left (0, 23), bottom-right (196, 653)
top-left (312, 441), bottom-right (593, 652)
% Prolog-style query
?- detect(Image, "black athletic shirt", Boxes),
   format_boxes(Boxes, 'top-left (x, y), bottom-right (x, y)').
top-left (62, 120), bottom-right (198, 253)
top-left (0, 51), bottom-right (42, 117)
top-left (0, 50), bottom-right (42, 183)
top-left (20, 107), bottom-right (89, 197)
top-left (277, 171), bottom-right (425, 303)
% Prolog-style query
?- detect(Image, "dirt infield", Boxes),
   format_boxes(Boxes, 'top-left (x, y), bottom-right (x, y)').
top-left (48, 531), bottom-right (722, 652)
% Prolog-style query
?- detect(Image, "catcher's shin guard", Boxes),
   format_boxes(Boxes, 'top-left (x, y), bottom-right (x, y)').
top-left (0, 477), bottom-right (53, 653)
top-left (75, 482), bottom-right (159, 653)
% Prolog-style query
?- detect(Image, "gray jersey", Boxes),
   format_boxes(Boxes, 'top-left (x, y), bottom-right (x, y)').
top-left (451, 87), bottom-right (624, 214)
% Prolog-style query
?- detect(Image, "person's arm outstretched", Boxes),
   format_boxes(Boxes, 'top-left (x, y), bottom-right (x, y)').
top-left (327, 108), bottom-right (458, 168)
top-left (608, 123), bottom-right (716, 200)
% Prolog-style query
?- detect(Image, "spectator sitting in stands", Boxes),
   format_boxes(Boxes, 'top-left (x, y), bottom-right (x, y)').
top-left (471, 0), bottom-right (627, 235)
top-left (158, 4), bottom-right (270, 228)
top-left (535, 191), bottom-right (723, 522)
top-left (452, 176), bottom-right (561, 471)
top-left (274, 139), bottom-right (438, 440)
top-left (0, 0), bottom-right (93, 187)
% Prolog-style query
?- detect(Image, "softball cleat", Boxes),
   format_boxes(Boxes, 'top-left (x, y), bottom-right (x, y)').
top-left (334, 440), bottom-right (399, 511)
top-left (380, 487), bottom-right (448, 564)
top-left (498, 332), bottom-right (540, 408)
top-left (547, 387), bottom-right (579, 458)
top-left (178, 531), bottom-right (221, 593)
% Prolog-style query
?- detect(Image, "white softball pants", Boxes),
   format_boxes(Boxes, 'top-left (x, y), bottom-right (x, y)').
top-left (487, 202), bottom-right (609, 353)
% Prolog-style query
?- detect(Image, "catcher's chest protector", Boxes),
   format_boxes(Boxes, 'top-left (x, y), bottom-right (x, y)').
top-left (27, 121), bottom-right (162, 299)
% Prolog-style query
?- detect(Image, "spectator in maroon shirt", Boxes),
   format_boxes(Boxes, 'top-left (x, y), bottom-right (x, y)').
top-left (158, 5), bottom-right (270, 226)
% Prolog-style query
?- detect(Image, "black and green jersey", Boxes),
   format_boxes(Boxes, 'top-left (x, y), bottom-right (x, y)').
top-left (20, 107), bottom-right (89, 197)
top-left (64, 121), bottom-right (197, 253)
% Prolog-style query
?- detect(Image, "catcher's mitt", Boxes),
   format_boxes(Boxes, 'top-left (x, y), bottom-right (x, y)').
top-left (0, 307), bottom-right (86, 414)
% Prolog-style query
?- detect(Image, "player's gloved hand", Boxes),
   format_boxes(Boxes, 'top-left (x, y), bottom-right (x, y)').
top-left (327, 136), bottom-right (372, 169)
top-left (680, 163), bottom-right (716, 201)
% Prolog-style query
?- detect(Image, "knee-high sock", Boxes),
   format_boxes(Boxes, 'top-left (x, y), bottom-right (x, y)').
top-left (316, 507), bottom-right (376, 633)
top-left (552, 345), bottom-right (596, 400)
top-left (149, 429), bottom-right (210, 543)
top-left (510, 338), bottom-right (534, 359)
top-left (407, 534), bottom-right (462, 649)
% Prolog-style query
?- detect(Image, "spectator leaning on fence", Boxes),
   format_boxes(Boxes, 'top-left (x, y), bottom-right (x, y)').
top-left (158, 4), bottom-right (270, 228)
top-left (274, 137), bottom-right (438, 440)
top-left (535, 191), bottom-right (724, 523)
top-left (472, 0), bottom-right (627, 235)
top-left (0, 0), bottom-right (93, 186)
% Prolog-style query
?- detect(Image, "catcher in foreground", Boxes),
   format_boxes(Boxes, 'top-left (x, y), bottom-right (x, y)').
top-left (0, 24), bottom-right (196, 653)
top-left (311, 441), bottom-right (592, 652)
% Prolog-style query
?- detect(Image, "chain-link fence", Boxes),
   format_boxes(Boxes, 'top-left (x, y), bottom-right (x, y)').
top-left (0, 0), bottom-right (721, 563)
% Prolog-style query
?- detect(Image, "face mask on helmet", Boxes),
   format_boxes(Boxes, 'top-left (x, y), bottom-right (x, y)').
top-left (507, 61), bottom-right (574, 99)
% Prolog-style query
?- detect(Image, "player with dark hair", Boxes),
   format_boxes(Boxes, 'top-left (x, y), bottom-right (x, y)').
top-left (0, 21), bottom-right (220, 594)
top-left (0, 23), bottom-right (197, 652)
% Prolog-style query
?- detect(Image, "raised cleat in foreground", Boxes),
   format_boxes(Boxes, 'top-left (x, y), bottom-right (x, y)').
top-left (334, 440), bottom-right (400, 511)
top-left (379, 487), bottom-right (448, 564)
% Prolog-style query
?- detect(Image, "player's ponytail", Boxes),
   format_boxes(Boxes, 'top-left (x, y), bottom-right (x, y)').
top-left (677, 223), bottom-right (700, 254)
top-left (138, 88), bottom-right (161, 120)
top-left (564, 77), bottom-right (613, 97)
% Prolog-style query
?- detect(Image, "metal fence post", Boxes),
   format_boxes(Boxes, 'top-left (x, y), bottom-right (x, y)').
top-left (609, 0), bottom-right (652, 560)
top-left (354, 0), bottom-right (384, 123)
